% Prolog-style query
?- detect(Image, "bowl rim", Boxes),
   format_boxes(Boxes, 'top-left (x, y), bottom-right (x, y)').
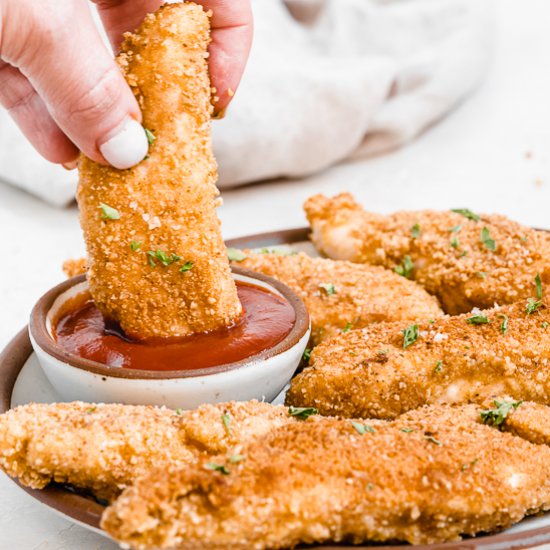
top-left (29, 267), bottom-right (310, 380)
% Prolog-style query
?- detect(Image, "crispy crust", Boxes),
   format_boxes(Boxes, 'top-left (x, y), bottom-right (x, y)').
top-left (233, 252), bottom-right (443, 343)
top-left (77, 3), bottom-right (241, 339)
top-left (101, 402), bottom-right (550, 548)
top-left (286, 298), bottom-right (550, 418)
top-left (0, 400), bottom-right (294, 502)
top-left (305, 193), bottom-right (550, 314)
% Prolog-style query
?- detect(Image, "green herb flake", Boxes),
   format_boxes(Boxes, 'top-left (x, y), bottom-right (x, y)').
top-left (366, 483), bottom-right (374, 491)
top-left (227, 248), bottom-right (247, 262)
top-left (394, 255), bottom-right (414, 279)
top-left (342, 322), bottom-right (353, 333)
top-left (480, 400), bottom-right (522, 426)
top-left (400, 427), bottom-right (414, 433)
top-left (288, 406), bottom-right (318, 420)
top-left (451, 208), bottom-right (480, 222)
top-left (144, 127), bottom-right (156, 146)
top-left (179, 261), bottom-right (194, 273)
top-left (434, 360), bottom-right (443, 373)
top-left (255, 246), bottom-right (297, 256)
top-left (461, 458), bottom-right (479, 471)
top-left (542, 321), bottom-right (548, 329)
top-left (302, 348), bottom-right (312, 362)
top-left (449, 225), bottom-right (462, 233)
top-left (466, 314), bottom-right (490, 325)
top-left (85, 407), bottom-right (96, 414)
top-left (147, 250), bottom-right (180, 267)
top-left (476, 271), bottom-right (487, 279)
top-left (480, 227), bottom-right (496, 251)
top-left (460, 250), bottom-right (468, 257)
top-left (535, 274), bottom-right (543, 300)
top-left (221, 413), bottom-right (232, 436)
top-left (319, 283), bottom-right (336, 296)
top-left (351, 422), bottom-right (376, 435)
top-left (450, 236), bottom-right (460, 249)
top-left (526, 298), bottom-right (542, 315)
top-left (99, 203), bottom-right (120, 220)
top-left (175, 408), bottom-right (184, 415)
top-left (130, 240), bottom-right (142, 252)
top-left (204, 462), bottom-right (230, 475)
top-left (229, 454), bottom-right (245, 464)
top-left (499, 314), bottom-right (509, 335)
top-left (425, 435), bottom-right (443, 446)
top-left (411, 224), bottom-right (421, 239)
top-left (402, 324), bottom-right (419, 350)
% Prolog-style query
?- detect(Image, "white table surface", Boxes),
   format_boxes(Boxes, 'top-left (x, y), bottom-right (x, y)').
top-left (2, 0), bottom-right (550, 548)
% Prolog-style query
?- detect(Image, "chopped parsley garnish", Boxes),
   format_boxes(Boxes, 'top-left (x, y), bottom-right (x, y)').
top-left (402, 324), bottom-right (419, 350)
top-left (179, 261), bottom-right (194, 273)
top-left (221, 413), bottom-right (231, 435)
top-left (175, 408), bottom-right (184, 415)
top-left (411, 224), bottom-right (421, 239)
top-left (147, 249), bottom-right (180, 267)
top-left (130, 240), bottom-right (142, 252)
top-left (450, 236), bottom-right (459, 249)
top-left (451, 208), bottom-right (480, 222)
top-left (425, 435), bottom-right (443, 446)
top-left (99, 203), bottom-right (120, 220)
top-left (302, 348), bottom-right (312, 362)
top-left (319, 282), bottom-right (336, 296)
top-left (449, 225), bottom-right (462, 233)
top-left (394, 255), bottom-right (414, 279)
top-left (229, 454), bottom-right (245, 464)
top-left (466, 314), bottom-right (490, 325)
top-left (227, 248), bottom-right (247, 262)
top-left (480, 400), bottom-right (522, 426)
top-left (434, 360), bottom-right (443, 373)
top-left (400, 427), bottom-right (414, 433)
top-left (543, 321), bottom-right (549, 329)
top-left (351, 422), bottom-right (376, 435)
top-left (342, 322), bottom-right (353, 333)
top-left (476, 271), bottom-right (487, 279)
top-left (461, 458), bottom-right (479, 471)
top-left (144, 128), bottom-right (156, 146)
top-left (204, 462), bottom-right (230, 475)
top-left (288, 406), bottom-right (318, 420)
top-left (460, 250), bottom-right (468, 257)
top-left (499, 314), bottom-right (509, 335)
top-left (526, 298), bottom-right (542, 314)
top-left (535, 273), bottom-right (543, 299)
top-left (480, 227), bottom-right (496, 251)
top-left (85, 407), bottom-right (96, 414)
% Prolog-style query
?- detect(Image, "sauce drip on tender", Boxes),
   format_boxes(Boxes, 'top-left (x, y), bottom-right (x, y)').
top-left (53, 281), bottom-right (296, 371)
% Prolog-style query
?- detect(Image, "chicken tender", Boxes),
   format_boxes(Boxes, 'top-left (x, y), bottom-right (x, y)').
top-left (0, 400), bottom-right (294, 502)
top-left (77, 3), bottom-right (241, 339)
top-left (231, 251), bottom-right (443, 343)
top-left (102, 401), bottom-right (550, 548)
top-left (287, 296), bottom-right (550, 419)
top-left (305, 193), bottom-right (550, 314)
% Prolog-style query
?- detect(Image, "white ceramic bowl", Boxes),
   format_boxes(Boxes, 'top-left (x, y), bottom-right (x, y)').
top-left (29, 268), bottom-right (310, 410)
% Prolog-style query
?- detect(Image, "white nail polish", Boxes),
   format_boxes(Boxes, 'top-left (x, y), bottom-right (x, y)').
top-left (99, 118), bottom-right (149, 170)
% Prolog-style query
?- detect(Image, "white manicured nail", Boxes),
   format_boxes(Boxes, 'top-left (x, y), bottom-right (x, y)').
top-left (99, 118), bottom-right (148, 170)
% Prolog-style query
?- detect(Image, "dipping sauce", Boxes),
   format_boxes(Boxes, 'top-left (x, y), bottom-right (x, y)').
top-left (53, 281), bottom-right (296, 371)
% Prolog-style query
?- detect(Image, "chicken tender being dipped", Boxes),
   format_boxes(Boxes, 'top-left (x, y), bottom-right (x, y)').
top-left (287, 292), bottom-right (550, 419)
top-left (77, 3), bottom-right (241, 339)
top-left (0, 400), bottom-right (295, 502)
top-left (102, 401), bottom-right (550, 548)
top-left (305, 193), bottom-right (550, 314)
top-left (231, 251), bottom-right (443, 343)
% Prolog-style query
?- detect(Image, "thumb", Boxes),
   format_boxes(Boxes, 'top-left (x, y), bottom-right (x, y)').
top-left (4, 1), bottom-right (148, 169)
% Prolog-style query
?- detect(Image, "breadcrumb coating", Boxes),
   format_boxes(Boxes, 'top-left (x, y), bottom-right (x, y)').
top-left (232, 251), bottom-right (443, 343)
top-left (77, 3), bottom-right (241, 339)
top-left (0, 400), bottom-right (294, 502)
top-left (286, 297), bottom-right (550, 419)
top-left (305, 193), bottom-right (550, 314)
top-left (62, 258), bottom-right (87, 278)
top-left (102, 401), bottom-right (550, 548)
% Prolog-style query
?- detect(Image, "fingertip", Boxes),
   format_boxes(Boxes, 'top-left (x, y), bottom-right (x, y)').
top-left (98, 117), bottom-right (149, 170)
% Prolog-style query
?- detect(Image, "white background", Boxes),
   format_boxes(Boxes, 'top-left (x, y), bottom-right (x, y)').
top-left (2, 1), bottom-right (550, 548)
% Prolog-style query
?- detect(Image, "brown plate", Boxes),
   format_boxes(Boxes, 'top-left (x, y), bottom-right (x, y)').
top-left (2, 227), bottom-right (550, 549)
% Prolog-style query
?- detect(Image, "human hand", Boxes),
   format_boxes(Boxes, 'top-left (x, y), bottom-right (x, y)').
top-left (0, 0), bottom-right (252, 169)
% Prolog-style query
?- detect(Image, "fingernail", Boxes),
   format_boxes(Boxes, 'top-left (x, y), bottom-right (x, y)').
top-left (213, 108), bottom-right (227, 120)
top-left (62, 160), bottom-right (78, 171)
top-left (99, 118), bottom-right (149, 170)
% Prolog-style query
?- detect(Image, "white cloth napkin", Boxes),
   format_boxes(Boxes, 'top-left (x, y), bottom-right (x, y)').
top-left (0, 0), bottom-right (493, 206)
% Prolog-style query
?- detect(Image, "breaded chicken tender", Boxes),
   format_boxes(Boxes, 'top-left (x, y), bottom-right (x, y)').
top-left (305, 193), bottom-right (550, 314)
top-left (62, 257), bottom-right (87, 278)
top-left (77, 3), bottom-right (241, 339)
top-left (0, 400), bottom-right (294, 502)
top-left (102, 401), bottom-right (550, 548)
top-left (287, 296), bottom-right (550, 419)
top-left (231, 251), bottom-right (443, 343)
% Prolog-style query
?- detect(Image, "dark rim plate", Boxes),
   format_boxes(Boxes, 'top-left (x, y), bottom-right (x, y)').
top-left (1, 227), bottom-right (550, 549)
